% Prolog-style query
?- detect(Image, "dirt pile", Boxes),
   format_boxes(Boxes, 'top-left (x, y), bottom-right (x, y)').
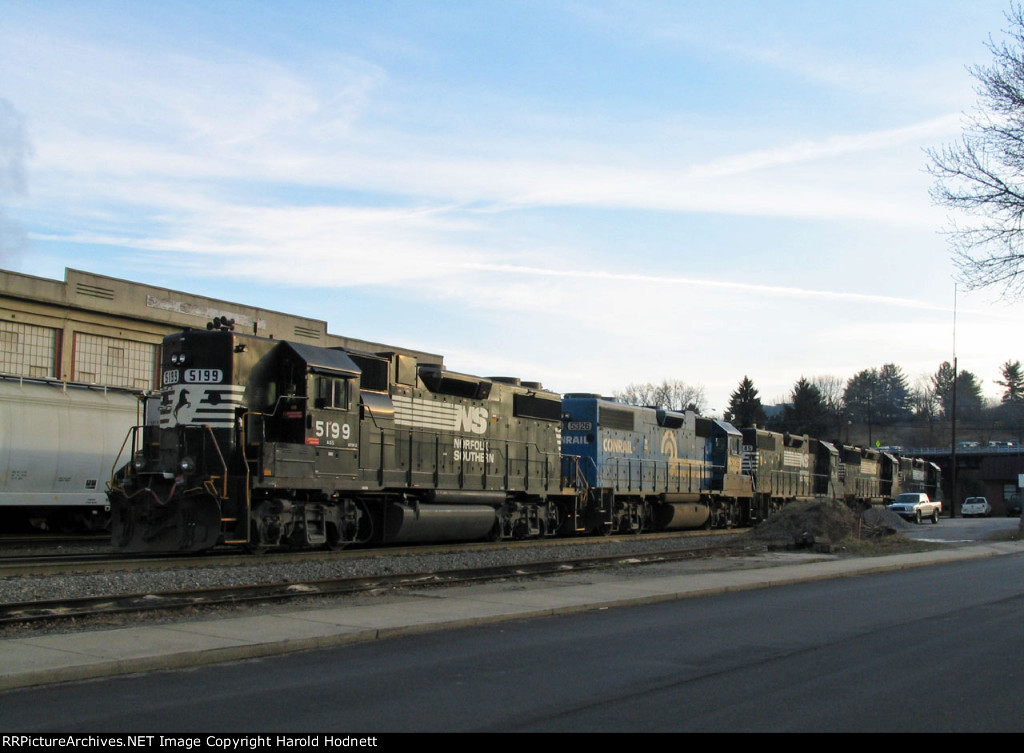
top-left (750, 499), bottom-right (910, 551)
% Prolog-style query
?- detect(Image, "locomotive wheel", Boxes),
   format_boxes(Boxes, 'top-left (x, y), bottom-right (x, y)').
top-left (244, 522), bottom-right (272, 555)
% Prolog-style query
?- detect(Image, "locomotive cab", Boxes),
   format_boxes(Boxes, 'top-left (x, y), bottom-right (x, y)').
top-left (110, 329), bottom-right (369, 552)
top-left (255, 342), bottom-right (363, 488)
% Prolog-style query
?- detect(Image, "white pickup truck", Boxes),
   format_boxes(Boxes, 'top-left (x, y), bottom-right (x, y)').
top-left (888, 492), bottom-right (942, 524)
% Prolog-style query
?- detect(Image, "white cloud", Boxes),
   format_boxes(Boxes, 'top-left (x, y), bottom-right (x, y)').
top-left (6, 2), bottom-right (1022, 415)
top-left (4, 18), bottom-right (967, 236)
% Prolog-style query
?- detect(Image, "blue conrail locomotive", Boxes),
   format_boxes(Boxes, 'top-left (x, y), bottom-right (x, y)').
top-left (560, 395), bottom-right (751, 533)
top-left (109, 325), bottom-right (940, 553)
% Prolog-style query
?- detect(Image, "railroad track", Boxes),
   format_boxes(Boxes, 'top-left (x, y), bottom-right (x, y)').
top-left (0, 542), bottom-right (751, 629)
top-left (0, 549), bottom-right (247, 575)
top-left (0, 528), bottom-right (746, 576)
top-left (0, 534), bottom-right (108, 546)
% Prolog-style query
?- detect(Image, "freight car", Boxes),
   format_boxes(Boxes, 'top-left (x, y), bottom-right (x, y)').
top-left (0, 376), bottom-right (142, 531)
top-left (108, 324), bottom-right (942, 553)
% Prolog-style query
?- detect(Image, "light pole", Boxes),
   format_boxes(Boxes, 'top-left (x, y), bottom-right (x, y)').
top-left (950, 285), bottom-right (958, 518)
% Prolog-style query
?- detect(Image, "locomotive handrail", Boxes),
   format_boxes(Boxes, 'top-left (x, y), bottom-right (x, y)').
top-left (560, 454), bottom-right (589, 493)
top-left (264, 394), bottom-right (307, 417)
top-left (239, 410), bottom-right (266, 534)
top-left (107, 424), bottom-right (144, 490)
top-left (188, 423), bottom-right (231, 500)
top-left (564, 453), bottom-right (599, 490)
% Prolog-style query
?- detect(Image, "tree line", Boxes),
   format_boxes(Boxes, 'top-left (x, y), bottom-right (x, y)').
top-left (616, 360), bottom-right (1024, 447)
top-left (726, 360), bottom-right (1024, 445)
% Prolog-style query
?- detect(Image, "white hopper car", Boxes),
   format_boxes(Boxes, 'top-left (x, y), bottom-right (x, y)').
top-left (0, 377), bottom-right (143, 531)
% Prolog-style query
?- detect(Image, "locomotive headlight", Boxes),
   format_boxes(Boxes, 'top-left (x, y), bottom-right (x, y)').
top-left (178, 456), bottom-right (196, 474)
top-left (132, 453), bottom-right (147, 471)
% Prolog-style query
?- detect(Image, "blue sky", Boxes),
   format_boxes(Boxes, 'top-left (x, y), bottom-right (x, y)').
top-left (2, 0), bottom-right (1022, 414)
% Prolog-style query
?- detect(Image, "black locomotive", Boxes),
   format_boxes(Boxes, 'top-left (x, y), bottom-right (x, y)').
top-left (108, 325), bottom-right (941, 553)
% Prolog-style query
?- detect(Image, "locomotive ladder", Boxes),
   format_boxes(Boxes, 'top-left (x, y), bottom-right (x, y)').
top-left (562, 455), bottom-right (593, 533)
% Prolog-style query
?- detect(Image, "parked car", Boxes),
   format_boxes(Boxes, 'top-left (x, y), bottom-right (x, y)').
top-left (888, 492), bottom-right (942, 524)
top-left (961, 497), bottom-right (992, 518)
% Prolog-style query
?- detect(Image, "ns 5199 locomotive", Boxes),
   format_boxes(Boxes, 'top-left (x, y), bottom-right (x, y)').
top-left (108, 325), bottom-right (939, 553)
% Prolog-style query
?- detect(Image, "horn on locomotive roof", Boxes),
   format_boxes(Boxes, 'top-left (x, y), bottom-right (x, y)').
top-left (206, 316), bottom-right (236, 331)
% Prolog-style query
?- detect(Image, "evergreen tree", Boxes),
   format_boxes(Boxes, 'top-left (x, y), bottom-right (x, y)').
top-left (726, 376), bottom-right (766, 428)
top-left (843, 368), bottom-right (881, 426)
top-left (958, 370), bottom-right (985, 416)
top-left (996, 360), bottom-right (1024, 404)
top-left (996, 360), bottom-right (1024, 432)
top-left (843, 364), bottom-right (911, 428)
top-left (932, 361), bottom-right (956, 418)
top-left (876, 363), bottom-right (912, 423)
top-left (781, 377), bottom-right (830, 437)
top-left (933, 361), bottom-right (984, 418)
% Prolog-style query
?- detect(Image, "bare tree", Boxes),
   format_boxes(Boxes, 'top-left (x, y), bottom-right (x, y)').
top-left (615, 379), bottom-right (707, 414)
top-left (910, 374), bottom-right (939, 421)
top-left (927, 4), bottom-right (1024, 296)
top-left (810, 375), bottom-right (844, 414)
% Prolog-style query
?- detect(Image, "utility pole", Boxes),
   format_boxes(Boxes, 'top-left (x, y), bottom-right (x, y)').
top-left (950, 286), bottom-right (958, 518)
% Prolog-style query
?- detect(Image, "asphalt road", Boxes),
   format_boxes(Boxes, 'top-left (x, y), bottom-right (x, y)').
top-left (1, 540), bottom-right (1022, 733)
top-left (901, 513), bottom-right (1020, 542)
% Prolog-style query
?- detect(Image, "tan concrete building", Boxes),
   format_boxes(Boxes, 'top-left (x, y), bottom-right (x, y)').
top-left (0, 267), bottom-right (442, 390)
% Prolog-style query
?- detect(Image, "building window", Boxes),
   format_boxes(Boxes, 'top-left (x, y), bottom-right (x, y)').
top-left (0, 321), bottom-right (57, 378)
top-left (73, 333), bottom-right (156, 389)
